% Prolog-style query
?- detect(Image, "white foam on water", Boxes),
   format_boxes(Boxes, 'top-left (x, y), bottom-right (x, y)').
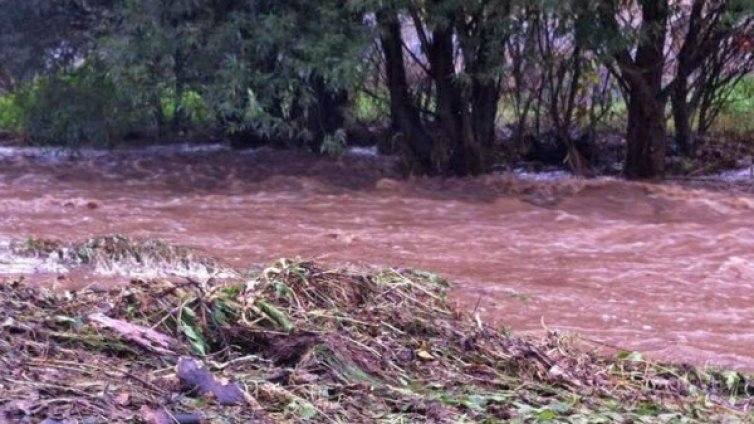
top-left (346, 146), bottom-right (379, 157)
top-left (0, 236), bottom-right (238, 281)
top-left (86, 257), bottom-right (238, 280)
top-left (0, 142), bottom-right (233, 163)
top-left (142, 143), bottom-right (230, 154)
top-left (0, 238), bottom-right (69, 274)
top-left (0, 146), bottom-right (110, 162)
top-left (513, 168), bottom-right (572, 182)
top-left (713, 166), bottom-right (754, 182)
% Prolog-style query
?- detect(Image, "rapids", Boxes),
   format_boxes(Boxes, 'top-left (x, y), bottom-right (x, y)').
top-left (2, 143), bottom-right (754, 369)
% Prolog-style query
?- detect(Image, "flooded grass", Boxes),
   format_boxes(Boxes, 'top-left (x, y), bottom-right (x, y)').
top-left (1, 259), bottom-right (753, 423)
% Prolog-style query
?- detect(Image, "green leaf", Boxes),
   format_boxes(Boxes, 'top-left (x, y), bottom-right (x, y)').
top-left (634, 402), bottom-right (662, 416)
top-left (257, 299), bottom-right (295, 333)
top-left (180, 323), bottom-right (207, 356)
top-left (722, 370), bottom-right (741, 392)
top-left (617, 351), bottom-right (644, 362)
top-left (299, 403), bottom-right (317, 420)
top-left (536, 409), bottom-right (557, 421)
top-left (179, 306), bottom-right (208, 356)
top-left (50, 315), bottom-right (79, 326)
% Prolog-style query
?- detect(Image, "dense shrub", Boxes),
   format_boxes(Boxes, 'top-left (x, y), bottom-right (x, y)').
top-left (19, 64), bottom-right (148, 146)
top-left (0, 92), bottom-right (24, 134)
top-left (713, 77), bottom-right (754, 134)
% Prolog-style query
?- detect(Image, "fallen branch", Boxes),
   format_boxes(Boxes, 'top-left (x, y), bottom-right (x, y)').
top-left (176, 357), bottom-right (248, 406)
top-left (176, 357), bottom-right (275, 422)
top-left (88, 313), bottom-right (176, 355)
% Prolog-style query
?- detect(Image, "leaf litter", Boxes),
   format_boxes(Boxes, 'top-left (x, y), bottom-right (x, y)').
top-left (1, 257), bottom-right (754, 423)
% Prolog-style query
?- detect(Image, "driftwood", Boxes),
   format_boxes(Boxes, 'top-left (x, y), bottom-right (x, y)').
top-left (88, 312), bottom-right (176, 355)
top-left (175, 357), bottom-right (276, 423)
top-left (176, 357), bottom-right (248, 405)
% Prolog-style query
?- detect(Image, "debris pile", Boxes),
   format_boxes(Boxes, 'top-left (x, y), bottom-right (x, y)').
top-left (1, 260), bottom-right (753, 423)
top-left (8, 235), bottom-right (236, 279)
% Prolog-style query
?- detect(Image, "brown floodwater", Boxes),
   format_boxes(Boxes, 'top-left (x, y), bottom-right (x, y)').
top-left (2, 144), bottom-right (754, 369)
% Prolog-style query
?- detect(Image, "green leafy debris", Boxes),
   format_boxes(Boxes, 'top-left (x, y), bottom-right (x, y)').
top-left (1, 260), bottom-right (753, 423)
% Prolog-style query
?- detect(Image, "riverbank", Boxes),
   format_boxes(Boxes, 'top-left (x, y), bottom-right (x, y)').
top-left (2, 260), bottom-right (753, 423)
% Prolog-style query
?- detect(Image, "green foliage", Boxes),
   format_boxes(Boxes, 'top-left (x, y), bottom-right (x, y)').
top-left (203, 0), bottom-right (369, 147)
top-left (20, 63), bottom-right (147, 146)
top-left (352, 91), bottom-right (390, 124)
top-left (161, 89), bottom-right (213, 127)
top-left (93, 0), bottom-right (370, 148)
top-left (0, 0), bottom-right (751, 174)
top-left (0, 0), bottom-right (110, 81)
top-left (724, 76), bottom-right (754, 116)
top-left (179, 305), bottom-right (209, 356)
top-left (320, 128), bottom-right (348, 155)
top-left (0, 93), bottom-right (24, 133)
top-left (710, 76), bottom-right (754, 133)
top-left (98, 0), bottom-right (216, 136)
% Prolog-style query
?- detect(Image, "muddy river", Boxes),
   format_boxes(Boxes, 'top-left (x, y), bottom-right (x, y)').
top-left (2, 144), bottom-right (754, 369)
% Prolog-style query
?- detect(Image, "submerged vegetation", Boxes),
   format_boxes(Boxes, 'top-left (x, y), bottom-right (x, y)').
top-left (2, 259), bottom-right (754, 423)
top-left (12, 235), bottom-right (236, 279)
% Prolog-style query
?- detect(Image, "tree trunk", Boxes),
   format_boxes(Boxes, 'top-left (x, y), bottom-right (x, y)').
top-left (377, 11), bottom-right (434, 174)
top-left (625, 87), bottom-right (667, 179)
top-left (427, 23), bottom-right (463, 175)
top-left (428, 18), bottom-right (499, 176)
top-left (379, 7), bottom-right (503, 177)
top-left (172, 49), bottom-right (186, 133)
top-left (697, 94), bottom-right (712, 135)
top-left (149, 61), bottom-right (165, 139)
top-left (465, 27), bottom-right (501, 175)
top-left (671, 76), bottom-right (694, 157)
top-left (669, 0), bottom-right (704, 157)
top-left (153, 95), bottom-right (165, 140)
top-left (306, 76), bottom-right (348, 152)
top-left (614, 0), bottom-right (669, 179)
top-left (467, 78), bottom-right (499, 173)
